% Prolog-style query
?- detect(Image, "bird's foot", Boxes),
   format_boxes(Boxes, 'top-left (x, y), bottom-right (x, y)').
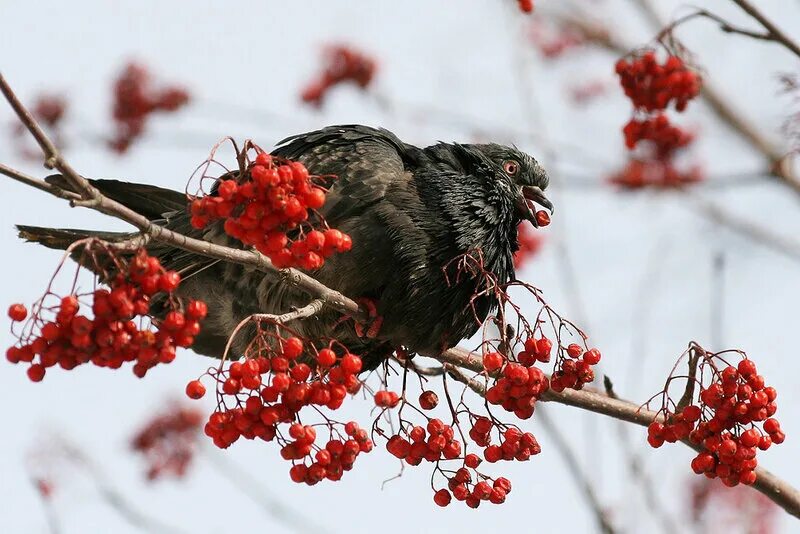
top-left (354, 298), bottom-right (383, 339)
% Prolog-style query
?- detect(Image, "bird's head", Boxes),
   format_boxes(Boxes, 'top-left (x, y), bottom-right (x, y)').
top-left (467, 144), bottom-right (553, 227)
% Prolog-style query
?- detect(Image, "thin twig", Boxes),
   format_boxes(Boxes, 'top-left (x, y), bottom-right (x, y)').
top-left (730, 0), bottom-right (800, 59)
top-left (57, 439), bottom-right (188, 534)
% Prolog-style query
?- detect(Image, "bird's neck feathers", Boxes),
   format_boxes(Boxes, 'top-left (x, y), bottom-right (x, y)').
top-left (420, 143), bottom-right (519, 283)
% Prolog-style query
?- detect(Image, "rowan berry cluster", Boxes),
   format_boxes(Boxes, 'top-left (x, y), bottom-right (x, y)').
top-left (647, 348), bottom-right (783, 487)
top-left (7, 247), bottom-right (206, 381)
top-left (615, 52), bottom-right (701, 112)
top-left (186, 327), bottom-right (374, 485)
top-left (189, 152), bottom-right (352, 270)
top-left (622, 114), bottom-right (694, 158)
top-left (109, 62), bottom-right (190, 153)
top-left (130, 405), bottom-right (204, 481)
top-left (301, 45), bottom-right (377, 107)
top-left (612, 50), bottom-right (703, 189)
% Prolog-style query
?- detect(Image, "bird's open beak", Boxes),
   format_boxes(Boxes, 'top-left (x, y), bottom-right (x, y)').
top-left (515, 186), bottom-right (553, 227)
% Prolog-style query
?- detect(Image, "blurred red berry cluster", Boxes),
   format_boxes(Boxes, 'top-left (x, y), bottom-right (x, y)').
top-left (109, 62), bottom-right (190, 153)
top-left (7, 247), bottom-right (206, 381)
top-left (301, 45), bottom-right (376, 107)
top-left (131, 405), bottom-right (204, 481)
top-left (611, 51), bottom-right (703, 189)
top-left (690, 477), bottom-right (778, 533)
top-left (513, 223), bottom-right (544, 269)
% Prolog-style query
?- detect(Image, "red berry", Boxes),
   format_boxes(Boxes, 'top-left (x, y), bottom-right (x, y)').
top-left (27, 364), bottom-right (45, 382)
top-left (433, 489), bottom-right (452, 507)
top-left (185, 380), bottom-right (206, 399)
top-left (419, 390), bottom-right (439, 410)
top-left (8, 303), bottom-right (27, 322)
top-left (482, 351), bottom-right (503, 372)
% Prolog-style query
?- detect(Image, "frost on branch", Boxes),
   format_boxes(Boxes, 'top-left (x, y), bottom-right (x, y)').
top-left (644, 343), bottom-right (783, 488)
top-left (188, 139), bottom-right (352, 270)
top-left (6, 241), bottom-right (206, 381)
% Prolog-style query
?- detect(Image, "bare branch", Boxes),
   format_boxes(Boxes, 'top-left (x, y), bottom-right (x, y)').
top-left (730, 0), bottom-right (800, 59)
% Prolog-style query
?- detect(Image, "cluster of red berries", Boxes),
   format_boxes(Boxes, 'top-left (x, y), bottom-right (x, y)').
top-left (109, 62), bottom-right (190, 153)
top-left (7, 249), bottom-right (206, 381)
top-left (622, 114), bottom-right (694, 158)
top-left (483, 356), bottom-right (549, 420)
top-left (647, 357), bottom-right (783, 487)
top-left (130, 406), bottom-right (203, 481)
top-left (514, 223), bottom-right (544, 269)
top-left (385, 419), bottom-right (463, 465)
top-left (190, 153), bottom-right (352, 270)
top-left (550, 343), bottom-right (601, 392)
top-left (436, 472), bottom-right (513, 508)
top-left (517, 0), bottom-right (534, 13)
top-left (609, 159), bottom-right (703, 190)
top-left (301, 45), bottom-right (377, 107)
top-left (613, 51), bottom-right (703, 189)
top-left (615, 52), bottom-right (701, 112)
top-left (187, 334), bottom-right (373, 485)
top-left (287, 421), bottom-right (373, 485)
top-left (480, 425), bottom-right (541, 463)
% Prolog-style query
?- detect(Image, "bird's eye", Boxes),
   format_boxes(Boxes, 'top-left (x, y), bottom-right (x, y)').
top-left (503, 161), bottom-right (520, 176)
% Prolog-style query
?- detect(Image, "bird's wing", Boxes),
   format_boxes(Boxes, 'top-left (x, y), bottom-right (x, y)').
top-left (272, 125), bottom-right (412, 224)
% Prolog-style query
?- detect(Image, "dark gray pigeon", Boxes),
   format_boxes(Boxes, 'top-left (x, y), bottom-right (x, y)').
top-left (18, 125), bottom-right (552, 369)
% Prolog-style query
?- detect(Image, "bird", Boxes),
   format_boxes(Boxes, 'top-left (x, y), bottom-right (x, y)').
top-left (17, 125), bottom-right (552, 370)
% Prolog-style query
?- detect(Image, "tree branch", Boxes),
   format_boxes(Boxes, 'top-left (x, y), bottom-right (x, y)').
top-left (730, 0), bottom-right (800, 59)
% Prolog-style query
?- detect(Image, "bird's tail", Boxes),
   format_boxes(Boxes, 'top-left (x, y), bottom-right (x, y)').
top-left (17, 225), bottom-right (134, 251)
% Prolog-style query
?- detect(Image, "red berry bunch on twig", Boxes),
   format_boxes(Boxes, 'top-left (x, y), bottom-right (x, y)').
top-left (189, 143), bottom-right (352, 270)
top-left (7, 242), bottom-right (206, 381)
top-left (513, 223), bottom-right (544, 269)
top-left (612, 50), bottom-right (703, 189)
top-left (130, 404), bottom-right (204, 481)
top-left (645, 344), bottom-right (783, 487)
top-left (186, 319), bottom-right (377, 486)
top-left (615, 52), bottom-right (700, 112)
top-left (301, 45), bottom-right (377, 107)
top-left (109, 62), bottom-right (190, 153)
